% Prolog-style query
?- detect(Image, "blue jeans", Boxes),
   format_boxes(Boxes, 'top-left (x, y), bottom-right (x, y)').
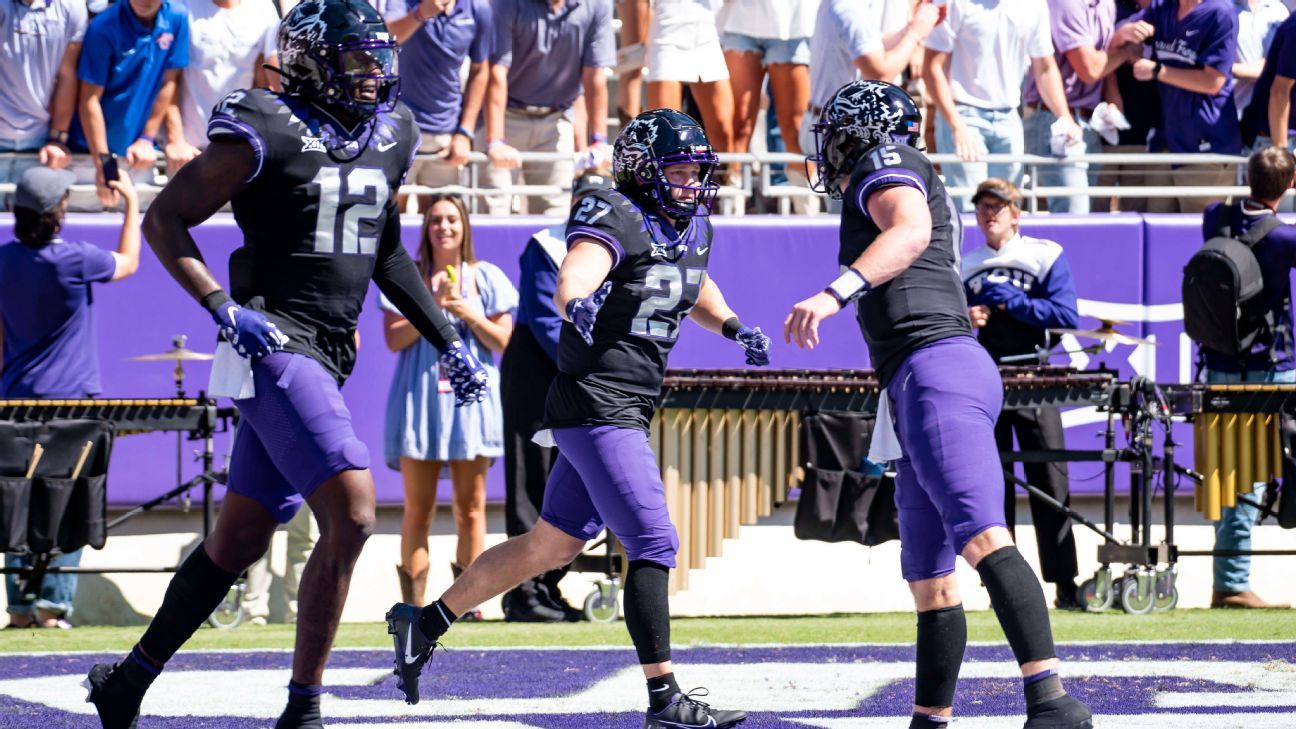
top-left (1022, 106), bottom-right (1100, 214)
top-left (1205, 367), bottom-right (1296, 592)
top-left (5, 549), bottom-right (82, 618)
top-left (935, 104), bottom-right (1024, 211)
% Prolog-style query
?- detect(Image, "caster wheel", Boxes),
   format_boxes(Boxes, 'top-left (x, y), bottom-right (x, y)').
top-left (1154, 586), bottom-right (1179, 612)
top-left (1119, 576), bottom-right (1154, 615)
top-left (583, 589), bottom-right (620, 623)
top-left (208, 583), bottom-right (244, 629)
top-left (1079, 577), bottom-right (1113, 613)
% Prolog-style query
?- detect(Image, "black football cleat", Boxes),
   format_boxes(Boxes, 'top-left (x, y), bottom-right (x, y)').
top-left (386, 602), bottom-right (437, 705)
top-left (274, 702), bottom-right (323, 729)
top-left (83, 663), bottom-right (146, 729)
top-left (644, 688), bottom-right (746, 729)
top-left (1024, 693), bottom-right (1094, 729)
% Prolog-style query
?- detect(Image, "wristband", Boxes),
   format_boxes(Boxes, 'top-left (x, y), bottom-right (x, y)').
top-left (721, 317), bottom-right (744, 341)
top-left (1152, 61), bottom-right (1163, 80)
top-left (138, 134), bottom-right (155, 144)
top-left (47, 130), bottom-right (69, 145)
top-left (824, 268), bottom-right (871, 308)
top-left (454, 126), bottom-right (476, 143)
top-left (200, 289), bottom-right (234, 317)
top-left (488, 139), bottom-right (506, 149)
top-left (591, 132), bottom-right (608, 145)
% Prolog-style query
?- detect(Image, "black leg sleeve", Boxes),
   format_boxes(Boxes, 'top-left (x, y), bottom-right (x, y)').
top-left (914, 605), bottom-right (966, 709)
top-left (138, 543), bottom-right (241, 665)
top-left (1016, 407), bottom-right (1079, 585)
top-left (976, 546), bottom-right (1057, 666)
top-left (623, 560), bottom-right (672, 665)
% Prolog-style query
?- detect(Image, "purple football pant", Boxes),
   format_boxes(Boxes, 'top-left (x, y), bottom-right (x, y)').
top-left (228, 352), bottom-right (370, 524)
top-left (889, 336), bottom-right (1008, 582)
top-left (539, 425), bottom-right (680, 567)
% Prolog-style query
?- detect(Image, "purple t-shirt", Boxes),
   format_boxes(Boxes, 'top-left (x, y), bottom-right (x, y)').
top-left (1126, 0), bottom-right (1241, 153)
top-left (0, 238), bottom-right (117, 397)
top-left (1023, 0), bottom-right (1116, 110)
top-left (381, 0), bottom-right (492, 135)
top-left (1241, 12), bottom-right (1296, 141)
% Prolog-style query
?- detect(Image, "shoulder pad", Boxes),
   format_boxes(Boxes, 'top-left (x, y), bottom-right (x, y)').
top-left (565, 190), bottom-right (643, 269)
top-left (207, 88), bottom-right (277, 182)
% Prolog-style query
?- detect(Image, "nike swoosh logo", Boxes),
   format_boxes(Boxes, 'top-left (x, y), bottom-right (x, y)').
top-left (378, 141), bottom-right (399, 152)
top-left (657, 719), bottom-right (716, 728)
top-left (650, 685), bottom-right (673, 692)
top-left (404, 624), bottom-right (420, 665)
top-left (696, 246), bottom-right (710, 255)
top-left (1185, 29), bottom-right (1198, 36)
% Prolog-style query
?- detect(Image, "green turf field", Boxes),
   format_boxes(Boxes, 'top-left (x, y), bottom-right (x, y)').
top-left (3, 609), bottom-right (1293, 653)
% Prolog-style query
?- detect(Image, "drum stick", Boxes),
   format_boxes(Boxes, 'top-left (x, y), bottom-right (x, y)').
top-left (25, 443), bottom-right (44, 479)
top-left (71, 441), bottom-right (95, 480)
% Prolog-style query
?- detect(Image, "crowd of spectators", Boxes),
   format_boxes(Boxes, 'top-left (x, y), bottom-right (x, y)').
top-left (7, 0), bottom-right (1296, 214)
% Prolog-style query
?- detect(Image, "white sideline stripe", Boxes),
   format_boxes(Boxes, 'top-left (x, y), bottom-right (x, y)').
top-left (3, 638), bottom-right (1293, 658)
top-left (792, 715), bottom-right (1296, 729)
top-left (4, 660), bottom-right (1293, 719)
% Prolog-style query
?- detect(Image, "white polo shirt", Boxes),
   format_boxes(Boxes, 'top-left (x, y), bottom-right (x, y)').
top-left (924, 0), bottom-right (1054, 110)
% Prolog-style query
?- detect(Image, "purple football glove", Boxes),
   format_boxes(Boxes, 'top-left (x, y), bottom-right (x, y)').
top-left (210, 299), bottom-right (289, 359)
top-left (566, 281), bottom-right (613, 346)
top-left (736, 326), bottom-right (771, 366)
top-left (438, 340), bottom-right (489, 406)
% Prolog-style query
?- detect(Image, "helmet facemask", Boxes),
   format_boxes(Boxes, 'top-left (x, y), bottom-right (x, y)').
top-left (641, 148), bottom-right (720, 217)
top-left (314, 40), bottom-right (400, 117)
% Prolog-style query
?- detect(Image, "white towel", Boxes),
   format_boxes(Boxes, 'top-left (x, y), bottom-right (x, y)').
top-left (532, 428), bottom-right (556, 448)
top-left (208, 341), bottom-right (255, 400)
top-left (867, 389), bottom-right (904, 464)
top-left (1089, 102), bottom-right (1131, 147)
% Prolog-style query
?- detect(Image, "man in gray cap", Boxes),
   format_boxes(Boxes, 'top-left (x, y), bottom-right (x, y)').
top-left (0, 165), bottom-right (139, 628)
top-left (498, 172), bottom-right (613, 622)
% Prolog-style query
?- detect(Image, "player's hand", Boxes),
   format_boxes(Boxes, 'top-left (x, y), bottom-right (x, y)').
top-left (39, 142), bottom-right (71, 169)
top-left (1111, 20), bottom-right (1153, 48)
top-left (1132, 59), bottom-right (1157, 82)
top-left (736, 326), bottom-right (772, 366)
top-left (968, 305), bottom-right (990, 328)
top-left (165, 140), bottom-right (201, 174)
top-left (488, 142), bottom-right (521, 170)
top-left (438, 340), bottom-right (489, 406)
top-left (566, 281), bottom-right (613, 346)
top-left (784, 292), bottom-right (842, 350)
top-left (125, 138), bottom-right (158, 171)
top-left (952, 123), bottom-right (986, 162)
top-left (441, 133), bottom-right (472, 167)
top-left (211, 299), bottom-right (290, 359)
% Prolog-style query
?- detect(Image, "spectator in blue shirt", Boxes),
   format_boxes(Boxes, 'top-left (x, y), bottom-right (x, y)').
top-left (960, 178), bottom-right (1083, 610)
top-left (1197, 146), bottom-right (1296, 609)
top-left (1, 166), bottom-right (140, 628)
top-left (382, 0), bottom-right (493, 210)
top-left (498, 173), bottom-right (613, 623)
top-left (71, 0), bottom-right (189, 209)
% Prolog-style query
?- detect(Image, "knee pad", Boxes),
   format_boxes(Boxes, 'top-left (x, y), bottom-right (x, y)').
top-left (915, 605), bottom-right (966, 709)
top-left (976, 547), bottom-right (1056, 665)
top-left (619, 525), bottom-right (679, 569)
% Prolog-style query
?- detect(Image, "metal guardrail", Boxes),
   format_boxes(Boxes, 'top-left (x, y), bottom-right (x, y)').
top-left (0, 150), bottom-right (1260, 215)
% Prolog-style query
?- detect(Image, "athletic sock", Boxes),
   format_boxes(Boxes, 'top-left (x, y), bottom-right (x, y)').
top-left (975, 546), bottom-right (1057, 665)
top-left (909, 713), bottom-right (951, 727)
top-left (914, 605), bottom-right (965, 710)
top-left (624, 560), bottom-right (672, 665)
top-left (1024, 669), bottom-right (1067, 708)
top-left (138, 543), bottom-right (241, 666)
top-left (274, 681), bottom-right (323, 729)
top-left (646, 672), bottom-right (681, 712)
top-left (418, 599), bottom-right (457, 643)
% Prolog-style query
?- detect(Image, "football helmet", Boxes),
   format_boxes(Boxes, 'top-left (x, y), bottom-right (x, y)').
top-left (807, 80), bottom-right (922, 199)
top-left (613, 109), bottom-right (719, 217)
top-left (278, 0), bottom-right (400, 117)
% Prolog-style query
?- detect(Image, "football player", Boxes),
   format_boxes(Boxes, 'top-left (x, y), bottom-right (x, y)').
top-left (386, 109), bottom-right (769, 728)
top-left (784, 80), bottom-right (1094, 729)
top-left (83, 2), bottom-right (488, 728)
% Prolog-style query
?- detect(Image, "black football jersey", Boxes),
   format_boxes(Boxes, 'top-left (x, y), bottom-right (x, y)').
top-left (840, 144), bottom-right (971, 385)
top-left (207, 88), bottom-right (419, 383)
top-left (544, 190), bottom-right (713, 429)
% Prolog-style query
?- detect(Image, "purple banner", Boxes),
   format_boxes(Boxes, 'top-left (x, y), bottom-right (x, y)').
top-left (1, 213), bottom-right (1218, 505)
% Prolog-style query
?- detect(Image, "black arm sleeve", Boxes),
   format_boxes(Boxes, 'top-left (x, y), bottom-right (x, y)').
top-left (372, 202), bottom-right (461, 351)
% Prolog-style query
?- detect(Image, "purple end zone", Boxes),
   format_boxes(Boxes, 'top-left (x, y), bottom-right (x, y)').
top-left (0, 643), bottom-right (1293, 727)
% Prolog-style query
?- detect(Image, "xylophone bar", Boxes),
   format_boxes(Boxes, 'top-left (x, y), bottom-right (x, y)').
top-left (0, 398), bottom-right (221, 434)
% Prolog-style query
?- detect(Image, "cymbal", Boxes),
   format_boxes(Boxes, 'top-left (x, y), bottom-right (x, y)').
top-left (1049, 324), bottom-right (1156, 347)
top-left (126, 346), bottom-right (214, 362)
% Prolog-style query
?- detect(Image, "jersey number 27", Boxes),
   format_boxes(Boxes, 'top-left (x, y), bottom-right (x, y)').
top-left (632, 264), bottom-right (704, 341)
top-left (310, 167), bottom-right (389, 255)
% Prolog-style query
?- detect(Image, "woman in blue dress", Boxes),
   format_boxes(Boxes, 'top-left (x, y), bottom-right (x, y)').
top-left (382, 194), bottom-right (517, 616)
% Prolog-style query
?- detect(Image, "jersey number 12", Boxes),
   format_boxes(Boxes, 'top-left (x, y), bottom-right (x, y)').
top-left (310, 167), bottom-right (389, 255)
